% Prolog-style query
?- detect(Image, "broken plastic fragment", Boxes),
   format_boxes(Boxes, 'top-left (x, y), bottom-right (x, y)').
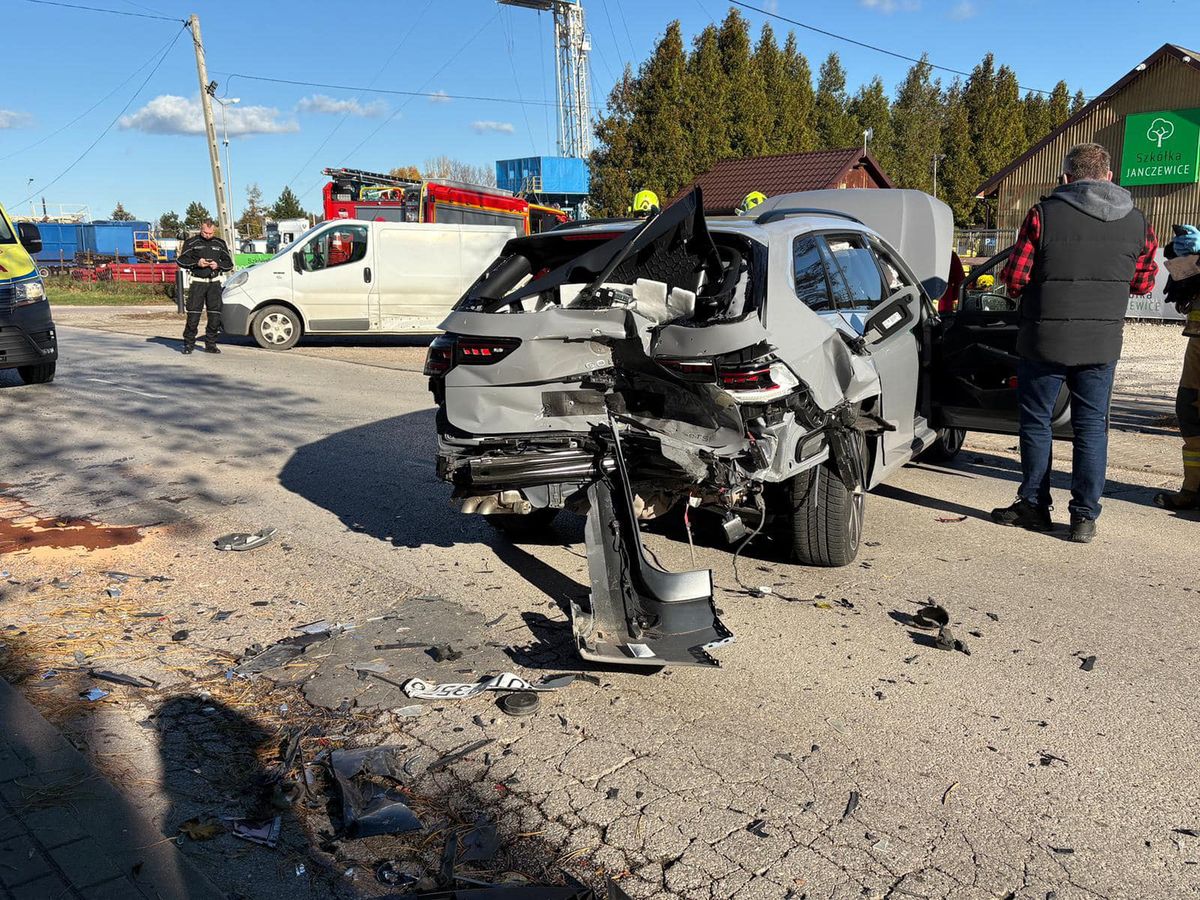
top-left (90, 670), bottom-right (156, 689)
top-left (461, 815), bottom-right (501, 862)
top-left (105, 587), bottom-right (122, 599)
top-left (402, 672), bottom-right (575, 700)
top-left (213, 527), bottom-right (277, 552)
top-left (1079, 655), bottom-right (1096, 672)
top-left (842, 791), bottom-right (860, 820)
top-left (427, 739), bottom-right (494, 773)
top-left (913, 603), bottom-right (950, 629)
top-left (226, 815), bottom-right (282, 848)
top-left (329, 747), bottom-right (422, 838)
top-left (79, 688), bottom-right (109, 702)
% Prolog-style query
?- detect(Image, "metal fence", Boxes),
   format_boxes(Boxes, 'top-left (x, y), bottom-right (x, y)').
top-left (953, 228), bottom-right (1016, 260)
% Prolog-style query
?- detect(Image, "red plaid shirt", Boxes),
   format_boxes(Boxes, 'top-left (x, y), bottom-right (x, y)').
top-left (1000, 206), bottom-right (1159, 297)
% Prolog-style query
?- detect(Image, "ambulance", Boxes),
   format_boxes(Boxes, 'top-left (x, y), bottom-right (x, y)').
top-left (0, 202), bottom-right (57, 384)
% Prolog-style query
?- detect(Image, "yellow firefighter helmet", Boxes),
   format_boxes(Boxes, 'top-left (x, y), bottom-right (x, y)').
top-left (738, 191), bottom-right (768, 215)
top-left (632, 189), bottom-right (659, 216)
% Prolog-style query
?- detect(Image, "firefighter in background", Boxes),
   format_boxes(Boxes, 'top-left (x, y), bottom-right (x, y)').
top-left (631, 190), bottom-right (659, 217)
top-left (1156, 224), bottom-right (1200, 510)
top-left (737, 191), bottom-right (767, 215)
top-left (177, 220), bottom-right (233, 355)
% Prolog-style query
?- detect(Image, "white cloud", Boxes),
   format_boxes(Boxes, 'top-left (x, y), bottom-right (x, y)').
top-left (297, 94), bottom-right (386, 117)
top-left (471, 120), bottom-right (514, 134)
top-left (118, 95), bottom-right (298, 136)
top-left (0, 109), bottom-right (32, 129)
top-left (949, 0), bottom-right (977, 18)
top-left (428, 90), bottom-right (451, 104)
top-left (859, 0), bottom-right (920, 11)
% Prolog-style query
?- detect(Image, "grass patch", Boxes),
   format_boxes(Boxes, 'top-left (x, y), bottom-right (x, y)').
top-left (46, 274), bottom-right (175, 306)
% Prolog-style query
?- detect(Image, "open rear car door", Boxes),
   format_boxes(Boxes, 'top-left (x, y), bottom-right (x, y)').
top-left (932, 249), bottom-right (1072, 437)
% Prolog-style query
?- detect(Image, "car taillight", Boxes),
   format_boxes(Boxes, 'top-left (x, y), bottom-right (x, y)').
top-left (719, 363), bottom-right (777, 391)
top-left (424, 334), bottom-right (456, 376)
top-left (657, 357), bottom-right (716, 382)
top-left (457, 336), bottom-right (521, 364)
top-left (423, 334), bottom-right (523, 377)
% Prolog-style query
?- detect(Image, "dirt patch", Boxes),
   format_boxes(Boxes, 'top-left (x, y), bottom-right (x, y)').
top-left (0, 495), bottom-right (143, 554)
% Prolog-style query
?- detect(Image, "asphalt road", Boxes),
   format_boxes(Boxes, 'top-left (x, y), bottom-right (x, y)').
top-left (1, 322), bottom-right (1198, 900)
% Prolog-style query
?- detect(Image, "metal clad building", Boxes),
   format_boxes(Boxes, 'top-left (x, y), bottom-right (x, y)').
top-left (978, 44), bottom-right (1200, 238)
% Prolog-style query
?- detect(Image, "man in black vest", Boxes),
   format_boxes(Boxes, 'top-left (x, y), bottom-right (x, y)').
top-left (177, 220), bottom-right (233, 355)
top-left (991, 143), bottom-right (1158, 543)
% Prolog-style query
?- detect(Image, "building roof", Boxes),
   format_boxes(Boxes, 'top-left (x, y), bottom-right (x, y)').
top-left (675, 148), bottom-right (894, 212)
top-left (977, 43), bottom-right (1200, 196)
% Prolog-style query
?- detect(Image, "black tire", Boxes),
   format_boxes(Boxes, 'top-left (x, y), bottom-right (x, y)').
top-left (919, 426), bottom-right (966, 463)
top-left (487, 508), bottom-right (559, 539)
top-left (252, 304), bottom-right (302, 351)
top-left (17, 362), bottom-right (56, 385)
top-left (785, 456), bottom-right (865, 568)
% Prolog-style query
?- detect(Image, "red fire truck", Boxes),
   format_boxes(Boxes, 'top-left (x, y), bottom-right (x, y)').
top-left (322, 168), bottom-right (568, 235)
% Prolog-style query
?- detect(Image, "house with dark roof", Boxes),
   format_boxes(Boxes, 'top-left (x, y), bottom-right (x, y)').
top-left (674, 148), bottom-right (893, 215)
top-left (977, 43), bottom-right (1200, 239)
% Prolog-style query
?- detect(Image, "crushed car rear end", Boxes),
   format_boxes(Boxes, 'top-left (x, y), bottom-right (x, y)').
top-left (427, 189), bottom-right (892, 667)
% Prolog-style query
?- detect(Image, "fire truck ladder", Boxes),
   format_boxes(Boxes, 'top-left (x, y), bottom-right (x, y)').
top-left (322, 167), bottom-right (422, 189)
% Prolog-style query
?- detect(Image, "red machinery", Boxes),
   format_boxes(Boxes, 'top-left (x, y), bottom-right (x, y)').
top-left (322, 168), bottom-right (568, 235)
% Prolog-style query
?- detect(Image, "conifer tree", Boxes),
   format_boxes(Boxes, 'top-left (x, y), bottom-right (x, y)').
top-left (1047, 81), bottom-right (1072, 128)
top-left (939, 80), bottom-right (982, 223)
top-left (683, 25), bottom-right (731, 181)
top-left (590, 66), bottom-right (638, 216)
top-left (183, 201), bottom-right (212, 231)
top-left (890, 55), bottom-right (943, 191)
top-left (1022, 91), bottom-right (1052, 149)
top-left (814, 52), bottom-right (859, 148)
top-left (628, 21), bottom-right (691, 199)
top-left (753, 23), bottom-right (786, 154)
top-left (718, 10), bottom-right (771, 157)
top-left (1070, 89), bottom-right (1087, 114)
top-left (777, 32), bottom-right (816, 152)
top-left (849, 76), bottom-right (894, 174)
top-left (270, 186), bottom-right (307, 221)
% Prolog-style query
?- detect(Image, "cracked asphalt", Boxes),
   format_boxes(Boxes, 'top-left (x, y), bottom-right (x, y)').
top-left (0, 313), bottom-right (1197, 900)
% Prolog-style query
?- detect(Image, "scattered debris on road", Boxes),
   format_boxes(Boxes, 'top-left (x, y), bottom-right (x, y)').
top-left (498, 691), bottom-right (540, 717)
top-left (403, 672), bottom-right (576, 700)
top-left (213, 527), bottom-right (278, 552)
top-left (330, 746), bottom-right (423, 837)
top-left (1079, 654), bottom-right (1097, 671)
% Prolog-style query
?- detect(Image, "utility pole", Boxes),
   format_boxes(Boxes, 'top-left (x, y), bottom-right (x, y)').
top-left (188, 14), bottom-right (234, 249)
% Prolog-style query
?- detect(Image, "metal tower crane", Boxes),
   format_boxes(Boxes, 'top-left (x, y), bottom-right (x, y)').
top-left (498, 0), bottom-right (592, 159)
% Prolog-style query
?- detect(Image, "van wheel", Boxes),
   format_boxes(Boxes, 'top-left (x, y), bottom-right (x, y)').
top-left (785, 455), bottom-right (865, 568)
top-left (17, 362), bottom-right (56, 385)
top-left (919, 427), bottom-right (966, 463)
top-left (252, 305), bottom-right (301, 350)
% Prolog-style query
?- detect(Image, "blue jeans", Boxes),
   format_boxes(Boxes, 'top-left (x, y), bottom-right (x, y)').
top-left (1017, 358), bottom-right (1116, 521)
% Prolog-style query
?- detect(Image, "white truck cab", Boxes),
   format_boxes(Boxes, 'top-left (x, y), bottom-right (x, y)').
top-left (221, 219), bottom-right (516, 350)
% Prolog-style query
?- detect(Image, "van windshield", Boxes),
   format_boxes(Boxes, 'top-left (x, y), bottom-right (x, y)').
top-left (272, 222), bottom-right (325, 259)
top-left (0, 215), bottom-right (14, 243)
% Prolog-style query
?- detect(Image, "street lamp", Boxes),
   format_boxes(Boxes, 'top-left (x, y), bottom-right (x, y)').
top-left (862, 127), bottom-right (874, 156)
top-left (211, 95), bottom-right (240, 242)
top-left (932, 153), bottom-right (946, 200)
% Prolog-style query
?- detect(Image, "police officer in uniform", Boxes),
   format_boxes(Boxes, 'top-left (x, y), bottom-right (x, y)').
top-left (177, 220), bottom-right (233, 354)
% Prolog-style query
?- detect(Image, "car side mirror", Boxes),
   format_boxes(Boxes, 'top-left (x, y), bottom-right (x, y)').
top-left (17, 222), bottom-right (42, 255)
top-left (292, 253), bottom-right (303, 274)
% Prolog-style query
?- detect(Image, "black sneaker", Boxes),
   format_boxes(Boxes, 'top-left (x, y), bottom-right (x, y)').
top-left (1069, 517), bottom-right (1096, 544)
top-left (990, 498), bottom-right (1053, 531)
top-left (202, 343), bottom-right (221, 354)
top-left (182, 344), bottom-right (194, 355)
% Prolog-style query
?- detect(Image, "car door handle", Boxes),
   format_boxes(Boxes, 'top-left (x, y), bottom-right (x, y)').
top-left (364, 267), bottom-right (372, 283)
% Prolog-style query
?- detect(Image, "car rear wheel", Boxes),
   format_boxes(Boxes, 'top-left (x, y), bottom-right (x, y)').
top-left (919, 426), bottom-right (966, 463)
top-left (17, 362), bottom-right (56, 385)
top-left (252, 305), bottom-right (301, 350)
top-left (785, 455), bottom-right (865, 568)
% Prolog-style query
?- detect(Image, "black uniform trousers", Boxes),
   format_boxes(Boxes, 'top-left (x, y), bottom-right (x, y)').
top-left (183, 277), bottom-right (222, 346)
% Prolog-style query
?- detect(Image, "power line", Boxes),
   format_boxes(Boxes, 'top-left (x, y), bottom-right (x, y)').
top-left (0, 38), bottom-right (175, 163)
top-left (19, 0), bottom-right (183, 22)
top-left (297, 11), bottom-right (504, 199)
top-left (274, 0), bottom-right (436, 194)
top-left (499, 7), bottom-right (539, 156)
top-left (217, 72), bottom-right (556, 109)
top-left (727, 0), bottom-right (1058, 96)
top-left (11, 24), bottom-right (186, 208)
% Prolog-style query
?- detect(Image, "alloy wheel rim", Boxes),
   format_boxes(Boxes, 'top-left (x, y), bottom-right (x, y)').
top-left (261, 313), bottom-right (294, 344)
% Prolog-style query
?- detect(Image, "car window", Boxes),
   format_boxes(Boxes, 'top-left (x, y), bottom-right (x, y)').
top-left (299, 225), bottom-right (368, 271)
top-left (822, 235), bottom-right (886, 310)
top-left (792, 235), bottom-right (834, 311)
top-left (963, 254), bottom-right (1017, 312)
top-left (871, 243), bottom-right (913, 292)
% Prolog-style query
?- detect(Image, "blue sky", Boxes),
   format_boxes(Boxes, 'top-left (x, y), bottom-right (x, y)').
top-left (1, 0), bottom-right (1192, 226)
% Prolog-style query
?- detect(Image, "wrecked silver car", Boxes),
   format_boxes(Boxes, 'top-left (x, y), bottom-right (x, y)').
top-left (427, 188), bottom-right (1031, 667)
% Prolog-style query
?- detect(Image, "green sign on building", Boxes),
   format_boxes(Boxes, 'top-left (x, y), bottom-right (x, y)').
top-left (1120, 108), bottom-right (1200, 186)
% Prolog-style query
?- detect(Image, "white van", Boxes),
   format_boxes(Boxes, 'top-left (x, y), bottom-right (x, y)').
top-left (221, 219), bottom-right (516, 350)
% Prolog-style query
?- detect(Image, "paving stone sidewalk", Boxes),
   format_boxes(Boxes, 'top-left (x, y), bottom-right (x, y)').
top-left (0, 677), bottom-right (225, 900)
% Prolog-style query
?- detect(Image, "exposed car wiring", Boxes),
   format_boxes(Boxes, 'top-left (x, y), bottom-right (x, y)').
top-left (730, 490), bottom-right (768, 595)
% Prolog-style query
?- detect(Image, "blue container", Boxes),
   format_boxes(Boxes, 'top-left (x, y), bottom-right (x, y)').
top-left (31, 222), bottom-right (80, 269)
top-left (79, 220), bottom-right (152, 262)
top-left (495, 156), bottom-right (590, 197)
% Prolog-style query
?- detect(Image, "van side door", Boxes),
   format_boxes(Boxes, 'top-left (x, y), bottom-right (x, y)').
top-left (290, 224), bottom-right (372, 332)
